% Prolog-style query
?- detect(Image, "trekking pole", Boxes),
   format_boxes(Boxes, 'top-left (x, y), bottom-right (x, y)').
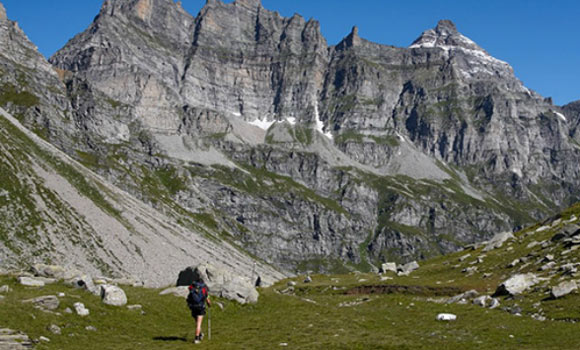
top-left (208, 306), bottom-right (211, 340)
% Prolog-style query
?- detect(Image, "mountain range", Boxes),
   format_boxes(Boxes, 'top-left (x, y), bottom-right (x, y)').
top-left (1, 0), bottom-right (579, 282)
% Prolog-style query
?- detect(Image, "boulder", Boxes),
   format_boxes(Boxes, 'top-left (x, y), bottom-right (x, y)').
top-left (483, 231), bottom-right (514, 251)
top-left (380, 263), bottom-right (397, 273)
top-left (73, 302), bottom-right (89, 316)
top-left (18, 276), bottom-right (45, 287)
top-left (539, 262), bottom-right (556, 271)
top-left (494, 273), bottom-right (538, 296)
top-left (551, 280), bottom-right (577, 299)
top-left (561, 224), bottom-right (580, 236)
top-left (489, 298), bottom-right (500, 309)
top-left (47, 324), bottom-right (61, 335)
top-left (22, 295), bottom-right (59, 311)
top-left (304, 276), bottom-right (312, 283)
top-left (179, 264), bottom-right (259, 304)
top-left (473, 295), bottom-right (491, 307)
top-left (67, 275), bottom-right (99, 296)
top-left (398, 261), bottom-right (419, 274)
top-left (0, 328), bottom-right (33, 349)
top-left (159, 286), bottom-right (189, 298)
top-left (436, 313), bottom-right (457, 321)
top-left (100, 285), bottom-right (127, 306)
top-left (0, 285), bottom-right (11, 293)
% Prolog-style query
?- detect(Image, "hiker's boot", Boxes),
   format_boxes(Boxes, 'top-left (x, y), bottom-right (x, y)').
top-left (194, 335), bottom-right (200, 344)
top-left (199, 333), bottom-right (204, 341)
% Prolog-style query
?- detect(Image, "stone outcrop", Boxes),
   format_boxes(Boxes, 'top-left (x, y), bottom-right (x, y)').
top-left (179, 264), bottom-right (259, 304)
top-left (0, 328), bottom-right (33, 349)
top-left (21, 295), bottom-right (60, 311)
top-left (494, 273), bottom-right (539, 296)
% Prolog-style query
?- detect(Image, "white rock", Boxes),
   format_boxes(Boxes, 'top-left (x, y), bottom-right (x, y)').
top-left (18, 276), bottom-right (45, 287)
top-left (489, 298), bottom-right (500, 309)
top-left (507, 259), bottom-right (520, 268)
top-left (39, 336), bottom-right (50, 342)
top-left (483, 231), bottom-right (514, 251)
top-left (473, 295), bottom-right (491, 307)
top-left (380, 262), bottom-right (397, 273)
top-left (551, 280), bottom-right (577, 299)
top-left (399, 261), bottom-right (420, 274)
top-left (458, 254), bottom-right (471, 262)
top-left (0, 285), bottom-right (11, 293)
top-left (495, 273), bottom-right (538, 296)
top-left (74, 302), bottom-right (89, 316)
top-left (436, 313), bottom-right (457, 321)
top-left (100, 285), bottom-right (127, 306)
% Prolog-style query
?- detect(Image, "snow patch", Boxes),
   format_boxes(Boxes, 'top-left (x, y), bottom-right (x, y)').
top-left (314, 104), bottom-right (333, 140)
top-left (249, 118), bottom-right (276, 131)
top-left (511, 167), bottom-right (523, 178)
top-left (554, 111), bottom-right (567, 122)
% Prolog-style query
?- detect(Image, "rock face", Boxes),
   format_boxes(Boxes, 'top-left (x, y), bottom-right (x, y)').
top-left (494, 273), bottom-right (539, 296)
top-left (0, 3), bottom-right (285, 287)
top-left (1, 0), bottom-right (580, 277)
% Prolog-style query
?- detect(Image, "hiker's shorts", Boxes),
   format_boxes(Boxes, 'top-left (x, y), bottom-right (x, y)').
top-left (191, 307), bottom-right (206, 318)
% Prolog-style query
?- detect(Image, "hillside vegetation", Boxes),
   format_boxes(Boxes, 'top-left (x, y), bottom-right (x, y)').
top-left (2, 202), bottom-right (580, 349)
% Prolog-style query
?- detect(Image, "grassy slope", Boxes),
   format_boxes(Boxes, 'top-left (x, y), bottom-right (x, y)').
top-left (1, 273), bottom-right (578, 350)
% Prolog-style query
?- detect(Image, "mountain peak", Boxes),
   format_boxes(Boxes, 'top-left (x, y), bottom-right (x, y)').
top-left (410, 19), bottom-right (481, 52)
top-left (234, 0), bottom-right (262, 8)
top-left (435, 19), bottom-right (457, 34)
top-left (0, 2), bottom-right (7, 21)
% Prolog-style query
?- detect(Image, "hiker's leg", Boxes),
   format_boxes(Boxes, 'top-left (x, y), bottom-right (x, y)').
top-left (196, 315), bottom-right (204, 337)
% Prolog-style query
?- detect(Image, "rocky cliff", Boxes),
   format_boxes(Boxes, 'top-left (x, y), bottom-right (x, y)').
top-left (1, 0), bottom-right (579, 274)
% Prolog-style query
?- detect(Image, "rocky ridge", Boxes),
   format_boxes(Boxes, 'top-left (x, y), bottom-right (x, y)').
top-left (1, 0), bottom-right (579, 274)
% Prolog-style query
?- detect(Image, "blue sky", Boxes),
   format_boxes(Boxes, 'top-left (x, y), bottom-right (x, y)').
top-left (2, 0), bottom-right (578, 105)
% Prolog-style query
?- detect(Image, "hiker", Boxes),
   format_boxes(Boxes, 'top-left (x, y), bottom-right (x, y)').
top-left (187, 280), bottom-right (211, 344)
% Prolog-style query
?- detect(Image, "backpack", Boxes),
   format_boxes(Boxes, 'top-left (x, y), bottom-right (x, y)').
top-left (187, 282), bottom-right (206, 310)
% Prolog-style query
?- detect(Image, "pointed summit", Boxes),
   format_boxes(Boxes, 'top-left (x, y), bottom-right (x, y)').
top-left (0, 2), bottom-right (7, 21)
top-left (409, 19), bottom-right (480, 52)
top-left (435, 19), bottom-right (457, 34)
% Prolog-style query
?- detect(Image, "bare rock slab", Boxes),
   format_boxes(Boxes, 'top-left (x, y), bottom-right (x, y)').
top-left (494, 273), bottom-right (538, 296)
top-left (0, 328), bottom-right (33, 349)
top-left (18, 276), bottom-right (45, 287)
top-left (551, 280), bottom-right (577, 299)
top-left (22, 295), bottom-right (59, 311)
